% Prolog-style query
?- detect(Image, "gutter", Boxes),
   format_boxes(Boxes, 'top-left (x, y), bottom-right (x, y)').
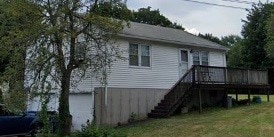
top-left (117, 33), bottom-right (228, 52)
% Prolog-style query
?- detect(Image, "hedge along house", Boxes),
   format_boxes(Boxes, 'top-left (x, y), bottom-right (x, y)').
top-left (28, 22), bottom-right (270, 129)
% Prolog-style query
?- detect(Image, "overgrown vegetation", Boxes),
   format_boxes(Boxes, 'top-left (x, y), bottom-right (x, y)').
top-left (71, 122), bottom-right (126, 137)
top-left (128, 112), bottom-right (137, 123)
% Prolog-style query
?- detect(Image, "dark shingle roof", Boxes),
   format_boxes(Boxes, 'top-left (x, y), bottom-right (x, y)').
top-left (119, 22), bottom-right (227, 51)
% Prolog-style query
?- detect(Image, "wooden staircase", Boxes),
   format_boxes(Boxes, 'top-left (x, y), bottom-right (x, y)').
top-left (148, 66), bottom-right (195, 118)
top-left (148, 65), bottom-right (271, 118)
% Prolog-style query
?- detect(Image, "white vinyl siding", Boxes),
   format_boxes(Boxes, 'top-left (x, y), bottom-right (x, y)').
top-left (82, 40), bottom-right (179, 89)
top-left (106, 40), bottom-right (179, 89)
top-left (75, 39), bottom-right (227, 91)
top-left (209, 52), bottom-right (226, 67)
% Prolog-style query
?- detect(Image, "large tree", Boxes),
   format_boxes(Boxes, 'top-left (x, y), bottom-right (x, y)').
top-left (132, 6), bottom-right (172, 27)
top-left (0, 0), bottom-right (41, 112)
top-left (227, 40), bottom-right (245, 67)
top-left (93, 0), bottom-right (133, 21)
top-left (198, 33), bottom-right (222, 45)
top-left (0, 0), bottom-right (127, 136)
top-left (221, 35), bottom-right (242, 47)
top-left (132, 6), bottom-right (184, 30)
top-left (241, 2), bottom-right (274, 69)
top-left (266, 8), bottom-right (274, 61)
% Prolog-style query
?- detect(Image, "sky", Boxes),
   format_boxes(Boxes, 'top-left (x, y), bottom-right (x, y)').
top-left (126, 0), bottom-right (273, 38)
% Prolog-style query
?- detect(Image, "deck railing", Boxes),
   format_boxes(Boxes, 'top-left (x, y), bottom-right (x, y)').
top-left (190, 65), bottom-right (268, 85)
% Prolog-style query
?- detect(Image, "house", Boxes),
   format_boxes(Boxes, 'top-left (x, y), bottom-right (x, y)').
top-left (28, 22), bottom-right (270, 130)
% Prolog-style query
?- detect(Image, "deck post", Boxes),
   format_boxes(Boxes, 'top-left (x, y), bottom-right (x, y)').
top-left (192, 66), bottom-right (196, 84)
top-left (248, 88), bottom-right (251, 104)
top-left (224, 68), bottom-right (227, 84)
top-left (267, 88), bottom-right (270, 102)
top-left (236, 89), bottom-right (238, 102)
top-left (225, 89), bottom-right (228, 109)
top-left (198, 88), bottom-right (202, 114)
top-left (197, 66), bottom-right (201, 84)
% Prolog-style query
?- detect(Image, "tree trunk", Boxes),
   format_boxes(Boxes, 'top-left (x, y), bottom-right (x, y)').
top-left (0, 89), bottom-right (3, 104)
top-left (58, 70), bottom-right (72, 136)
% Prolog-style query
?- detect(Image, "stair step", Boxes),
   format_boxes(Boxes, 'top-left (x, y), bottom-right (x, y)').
top-left (148, 112), bottom-right (166, 118)
top-left (151, 109), bottom-right (168, 113)
top-left (148, 75), bottom-right (195, 118)
top-left (155, 105), bottom-right (168, 110)
top-left (158, 102), bottom-right (171, 107)
top-left (160, 99), bottom-right (173, 104)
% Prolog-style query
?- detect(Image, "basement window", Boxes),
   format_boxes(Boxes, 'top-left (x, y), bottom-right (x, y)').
top-left (129, 43), bottom-right (151, 67)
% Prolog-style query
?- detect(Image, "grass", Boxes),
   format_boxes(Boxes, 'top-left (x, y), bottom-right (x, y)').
top-left (117, 95), bottom-right (274, 137)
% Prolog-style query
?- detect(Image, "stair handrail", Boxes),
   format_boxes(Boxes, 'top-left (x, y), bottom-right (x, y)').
top-left (164, 65), bottom-right (196, 97)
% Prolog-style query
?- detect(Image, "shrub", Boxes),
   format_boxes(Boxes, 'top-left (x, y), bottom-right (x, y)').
top-left (252, 96), bottom-right (262, 103)
top-left (71, 122), bottom-right (126, 137)
top-left (128, 112), bottom-right (137, 123)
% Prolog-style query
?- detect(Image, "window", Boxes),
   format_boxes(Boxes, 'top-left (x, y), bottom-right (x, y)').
top-left (129, 44), bottom-right (139, 66)
top-left (193, 51), bottom-right (200, 65)
top-left (181, 50), bottom-right (188, 62)
top-left (129, 44), bottom-right (151, 67)
top-left (141, 45), bottom-right (150, 67)
top-left (192, 51), bottom-right (209, 66)
top-left (201, 51), bottom-right (209, 65)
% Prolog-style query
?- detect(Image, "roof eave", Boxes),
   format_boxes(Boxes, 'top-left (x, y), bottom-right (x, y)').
top-left (118, 33), bottom-right (228, 52)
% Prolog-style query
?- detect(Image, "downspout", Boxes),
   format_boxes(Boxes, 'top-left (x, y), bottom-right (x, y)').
top-left (104, 78), bottom-right (108, 106)
top-left (91, 72), bottom-right (96, 124)
top-left (104, 46), bottom-right (108, 107)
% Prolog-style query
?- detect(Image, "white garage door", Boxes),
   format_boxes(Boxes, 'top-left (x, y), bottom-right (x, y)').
top-left (28, 93), bottom-right (94, 131)
top-left (69, 94), bottom-right (94, 130)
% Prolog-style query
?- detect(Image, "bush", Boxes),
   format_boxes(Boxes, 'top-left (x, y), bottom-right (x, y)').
top-left (71, 122), bottom-right (126, 137)
top-left (128, 112), bottom-right (137, 123)
top-left (252, 96), bottom-right (262, 103)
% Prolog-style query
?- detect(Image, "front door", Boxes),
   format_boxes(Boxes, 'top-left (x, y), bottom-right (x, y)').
top-left (179, 49), bottom-right (189, 76)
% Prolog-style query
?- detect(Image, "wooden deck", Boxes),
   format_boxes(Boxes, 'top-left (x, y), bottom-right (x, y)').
top-left (186, 65), bottom-right (269, 88)
top-left (148, 65), bottom-right (271, 118)
top-left (194, 65), bottom-right (270, 94)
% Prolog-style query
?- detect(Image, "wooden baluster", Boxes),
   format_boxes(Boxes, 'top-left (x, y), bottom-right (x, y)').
top-left (199, 88), bottom-right (202, 114)
top-left (267, 88), bottom-right (270, 102)
top-left (247, 69), bottom-right (250, 85)
top-left (197, 66), bottom-right (201, 84)
top-left (224, 68), bottom-right (227, 85)
top-left (192, 67), bottom-right (195, 84)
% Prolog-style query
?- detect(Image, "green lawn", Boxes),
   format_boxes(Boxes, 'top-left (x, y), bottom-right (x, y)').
top-left (117, 95), bottom-right (274, 137)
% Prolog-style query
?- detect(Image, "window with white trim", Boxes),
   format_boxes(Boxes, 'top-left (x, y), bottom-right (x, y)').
top-left (192, 51), bottom-right (209, 66)
top-left (201, 51), bottom-right (209, 65)
top-left (129, 43), bottom-right (151, 67)
top-left (193, 51), bottom-right (200, 65)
